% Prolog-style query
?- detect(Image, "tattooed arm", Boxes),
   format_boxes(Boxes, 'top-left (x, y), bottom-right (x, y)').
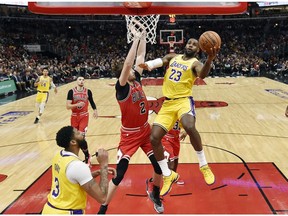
top-left (81, 149), bottom-right (109, 204)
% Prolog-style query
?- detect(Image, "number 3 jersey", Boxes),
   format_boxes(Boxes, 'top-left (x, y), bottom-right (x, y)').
top-left (47, 150), bottom-right (87, 210)
top-left (163, 55), bottom-right (198, 99)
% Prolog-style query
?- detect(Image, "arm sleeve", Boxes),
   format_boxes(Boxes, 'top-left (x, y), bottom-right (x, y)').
top-left (134, 71), bottom-right (141, 84)
top-left (66, 160), bottom-right (93, 185)
top-left (88, 89), bottom-right (97, 110)
top-left (67, 89), bottom-right (73, 100)
top-left (115, 80), bottom-right (130, 100)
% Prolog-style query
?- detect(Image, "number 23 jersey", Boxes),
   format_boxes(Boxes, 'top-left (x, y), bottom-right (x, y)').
top-left (163, 55), bottom-right (198, 99)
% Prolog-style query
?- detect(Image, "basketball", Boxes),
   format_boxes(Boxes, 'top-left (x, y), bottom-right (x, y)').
top-left (199, 31), bottom-right (221, 53)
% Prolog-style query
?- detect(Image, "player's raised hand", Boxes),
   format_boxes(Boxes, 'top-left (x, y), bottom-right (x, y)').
top-left (206, 46), bottom-right (220, 60)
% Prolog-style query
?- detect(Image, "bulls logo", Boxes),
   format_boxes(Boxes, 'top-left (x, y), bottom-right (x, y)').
top-left (0, 174), bottom-right (7, 183)
top-left (77, 105), bottom-right (83, 109)
top-left (195, 101), bottom-right (228, 108)
top-left (147, 96), bottom-right (165, 114)
top-left (147, 96), bottom-right (228, 114)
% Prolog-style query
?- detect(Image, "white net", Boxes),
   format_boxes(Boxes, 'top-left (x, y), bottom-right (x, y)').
top-left (125, 15), bottom-right (160, 44)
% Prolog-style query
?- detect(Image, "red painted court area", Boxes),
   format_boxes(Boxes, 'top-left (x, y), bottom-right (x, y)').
top-left (2, 163), bottom-right (288, 214)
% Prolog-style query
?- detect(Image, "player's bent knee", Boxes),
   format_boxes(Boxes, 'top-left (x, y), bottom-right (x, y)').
top-left (150, 134), bottom-right (161, 147)
top-left (184, 125), bottom-right (197, 134)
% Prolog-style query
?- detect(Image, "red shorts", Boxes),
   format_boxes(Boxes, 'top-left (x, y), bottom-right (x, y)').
top-left (71, 113), bottom-right (89, 133)
top-left (117, 122), bottom-right (153, 163)
top-left (162, 135), bottom-right (180, 162)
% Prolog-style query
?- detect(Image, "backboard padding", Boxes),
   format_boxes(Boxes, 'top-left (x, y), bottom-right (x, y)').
top-left (28, 2), bottom-right (247, 15)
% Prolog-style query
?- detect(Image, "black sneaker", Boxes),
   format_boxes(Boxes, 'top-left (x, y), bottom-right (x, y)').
top-left (98, 205), bottom-right (108, 214)
top-left (148, 192), bottom-right (164, 214)
top-left (34, 117), bottom-right (39, 124)
top-left (145, 178), bottom-right (153, 195)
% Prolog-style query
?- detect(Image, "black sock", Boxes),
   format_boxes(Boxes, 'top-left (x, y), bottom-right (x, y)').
top-left (98, 204), bottom-right (108, 214)
top-left (153, 185), bottom-right (160, 198)
top-left (152, 185), bottom-right (161, 205)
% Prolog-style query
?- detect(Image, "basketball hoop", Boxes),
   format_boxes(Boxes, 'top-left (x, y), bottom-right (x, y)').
top-left (125, 15), bottom-right (160, 44)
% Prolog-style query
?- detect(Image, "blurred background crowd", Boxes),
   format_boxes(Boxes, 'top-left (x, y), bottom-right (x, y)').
top-left (0, 3), bottom-right (287, 95)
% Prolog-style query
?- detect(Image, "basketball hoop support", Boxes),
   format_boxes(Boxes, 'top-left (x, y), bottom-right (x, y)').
top-left (169, 41), bottom-right (175, 53)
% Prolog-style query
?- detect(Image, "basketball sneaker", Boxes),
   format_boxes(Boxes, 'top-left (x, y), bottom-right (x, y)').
top-left (148, 191), bottom-right (164, 214)
top-left (200, 164), bottom-right (215, 185)
top-left (34, 117), bottom-right (39, 124)
top-left (176, 178), bottom-right (185, 185)
top-left (145, 178), bottom-right (154, 194)
top-left (160, 170), bottom-right (179, 196)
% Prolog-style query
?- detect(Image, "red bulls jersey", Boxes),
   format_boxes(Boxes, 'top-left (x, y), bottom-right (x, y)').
top-left (72, 87), bottom-right (89, 115)
top-left (118, 81), bottom-right (148, 128)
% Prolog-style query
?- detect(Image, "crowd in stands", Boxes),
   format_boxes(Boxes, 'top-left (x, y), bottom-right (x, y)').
top-left (0, 5), bottom-right (287, 94)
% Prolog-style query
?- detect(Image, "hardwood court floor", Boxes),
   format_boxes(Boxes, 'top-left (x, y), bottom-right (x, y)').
top-left (0, 77), bottom-right (287, 213)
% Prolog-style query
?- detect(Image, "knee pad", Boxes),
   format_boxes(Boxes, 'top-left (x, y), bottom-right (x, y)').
top-left (112, 159), bottom-right (129, 186)
top-left (149, 155), bottom-right (162, 175)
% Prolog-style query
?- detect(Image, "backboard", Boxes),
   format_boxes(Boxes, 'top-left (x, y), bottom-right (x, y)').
top-left (28, 2), bottom-right (247, 15)
top-left (160, 30), bottom-right (184, 45)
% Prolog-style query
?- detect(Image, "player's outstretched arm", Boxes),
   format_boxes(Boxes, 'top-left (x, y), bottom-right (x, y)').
top-left (134, 38), bottom-right (146, 76)
top-left (119, 39), bottom-right (140, 86)
top-left (138, 53), bottom-right (177, 71)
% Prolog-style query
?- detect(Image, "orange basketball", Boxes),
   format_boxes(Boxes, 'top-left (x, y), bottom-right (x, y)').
top-left (199, 31), bottom-right (221, 53)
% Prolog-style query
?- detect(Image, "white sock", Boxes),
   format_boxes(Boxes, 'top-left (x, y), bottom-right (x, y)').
top-left (158, 159), bottom-right (171, 176)
top-left (196, 150), bottom-right (207, 167)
